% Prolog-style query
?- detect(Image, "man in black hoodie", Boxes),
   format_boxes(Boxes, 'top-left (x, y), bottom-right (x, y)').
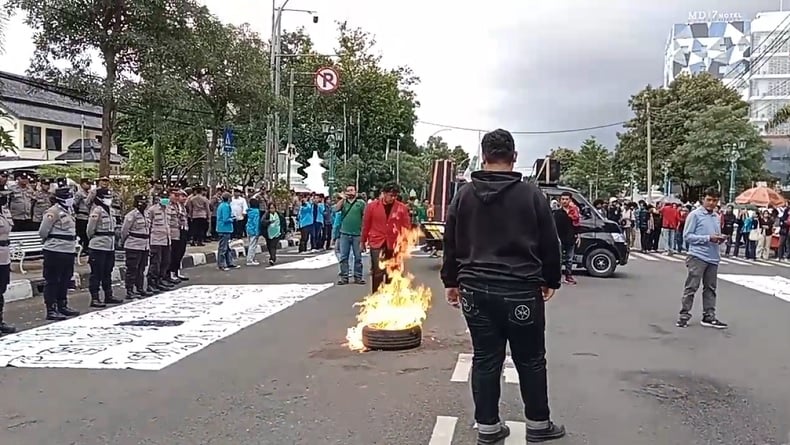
top-left (441, 128), bottom-right (565, 444)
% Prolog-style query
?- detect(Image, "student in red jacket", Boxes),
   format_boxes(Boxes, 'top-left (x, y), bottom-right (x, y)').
top-left (361, 183), bottom-right (411, 293)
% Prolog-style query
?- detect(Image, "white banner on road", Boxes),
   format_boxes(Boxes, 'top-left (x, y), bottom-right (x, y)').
top-left (0, 283), bottom-right (333, 370)
top-left (268, 252), bottom-right (338, 270)
top-left (719, 274), bottom-right (790, 303)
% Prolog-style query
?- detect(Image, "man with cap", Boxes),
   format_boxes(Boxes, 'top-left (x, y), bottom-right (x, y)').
top-left (209, 184), bottom-right (224, 241)
top-left (121, 194), bottom-right (153, 298)
top-left (187, 186), bottom-right (210, 246)
top-left (73, 178), bottom-right (93, 254)
top-left (38, 178), bottom-right (80, 320)
top-left (146, 189), bottom-right (173, 291)
top-left (166, 188), bottom-right (189, 284)
top-left (86, 188), bottom-right (123, 307)
top-left (9, 170), bottom-right (35, 231)
top-left (32, 178), bottom-right (54, 230)
top-left (149, 178), bottom-right (163, 206)
top-left (0, 170), bottom-right (9, 191)
top-left (85, 176), bottom-right (110, 207)
top-left (0, 188), bottom-right (17, 333)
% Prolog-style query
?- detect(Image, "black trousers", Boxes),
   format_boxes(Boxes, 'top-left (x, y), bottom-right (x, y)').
top-left (460, 281), bottom-right (550, 426)
top-left (370, 245), bottom-right (394, 294)
top-left (323, 224), bottom-right (332, 250)
top-left (148, 244), bottom-right (171, 282)
top-left (75, 219), bottom-right (89, 252)
top-left (125, 249), bottom-right (148, 291)
top-left (191, 218), bottom-right (208, 244)
top-left (169, 237), bottom-right (187, 274)
top-left (232, 220), bottom-right (245, 239)
top-left (639, 229), bottom-right (651, 252)
top-left (0, 263), bottom-right (9, 321)
top-left (265, 237), bottom-right (278, 262)
top-left (298, 226), bottom-right (311, 252)
top-left (88, 249), bottom-right (114, 297)
top-left (42, 250), bottom-right (75, 308)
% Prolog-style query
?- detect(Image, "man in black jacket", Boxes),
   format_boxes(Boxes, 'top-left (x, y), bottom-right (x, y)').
top-left (441, 128), bottom-right (566, 444)
top-left (552, 194), bottom-right (577, 285)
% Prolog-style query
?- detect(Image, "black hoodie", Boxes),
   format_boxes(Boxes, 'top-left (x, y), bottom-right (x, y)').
top-left (440, 170), bottom-right (562, 290)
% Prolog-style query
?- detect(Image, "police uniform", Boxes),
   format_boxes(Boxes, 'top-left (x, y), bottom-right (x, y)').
top-left (32, 178), bottom-right (53, 230)
top-left (0, 170), bottom-right (8, 191)
top-left (167, 189), bottom-right (190, 283)
top-left (87, 189), bottom-right (122, 307)
top-left (9, 170), bottom-right (35, 231)
top-left (146, 192), bottom-right (173, 291)
top-left (121, 195), bottom-right (153, 298)
top-left (73, 178), bottom-right (92, 253)
top-left (0, 191), bottom-right (17, 334)
top-left (38, 180), bottom-right (80, 320)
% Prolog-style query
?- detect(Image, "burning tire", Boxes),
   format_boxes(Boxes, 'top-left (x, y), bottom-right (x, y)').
top-left (361, 324), bottom-right (422, 351)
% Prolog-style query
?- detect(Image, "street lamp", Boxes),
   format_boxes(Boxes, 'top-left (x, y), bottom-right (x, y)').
top-left (727, 140), bottom-right (746, 202)
top-left (322, 121), bottom-right (343, 197)
top-left (661, 160), bottom-right (671, 196)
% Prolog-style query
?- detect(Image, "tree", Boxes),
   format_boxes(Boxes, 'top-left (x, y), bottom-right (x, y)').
top-left (613, 73), bottom-right (750, 197)
top-left (0, 13), bottom-right (15, 153)
top-left (8, 0), bottom-right (200, 177)
top-left (548, 147), bottom-right (576, 182)
top-left (675, 104), bottom-right (770, 190)
top-left (564, 137), bottom-right (619, 199)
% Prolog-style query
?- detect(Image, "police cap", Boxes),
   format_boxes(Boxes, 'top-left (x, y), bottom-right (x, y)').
top-left (0, 170), bottom-right (8, 177)
top-left (79, 178), bottom-right (92, 185)
top-left (55, 177), bottom-right (68, 188)
top-left (12, 169), bottom-right (34, 180)
top-left (96, 188), bottom-right (112, 199)
top-left (54, 187), bottom-right (73, 200)
top-left (133, 194), bottom-right (147, 206)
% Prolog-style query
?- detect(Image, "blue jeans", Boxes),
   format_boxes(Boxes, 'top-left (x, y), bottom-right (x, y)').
top-left (217, 233), bottom-right (234, 268)
top-left (660, 228), bottom-right (676, 253)
top-left (311, 223), bottom-right (323, 250)
top-left (338, 233), bottom-right (363, 281)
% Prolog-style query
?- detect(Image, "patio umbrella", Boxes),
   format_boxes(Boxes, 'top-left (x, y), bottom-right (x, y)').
top-left (658, 195), bottom-right (682, 205)
top-left (734, 186), bottom-right (786, 207)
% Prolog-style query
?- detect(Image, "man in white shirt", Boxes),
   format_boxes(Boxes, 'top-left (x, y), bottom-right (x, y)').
top-left (230, 187), bottom-right (248, 239)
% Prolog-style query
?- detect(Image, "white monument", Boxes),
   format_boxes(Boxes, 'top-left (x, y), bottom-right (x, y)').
top-left (304, 150), bottom-right (328, 195)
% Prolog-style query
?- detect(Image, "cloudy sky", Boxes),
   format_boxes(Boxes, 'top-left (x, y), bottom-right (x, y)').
top-left (0, 0), bottom-right (783, 166)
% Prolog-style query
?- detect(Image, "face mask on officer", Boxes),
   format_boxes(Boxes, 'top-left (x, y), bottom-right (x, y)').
top-left (62, 197), bottom-right (74, 207)
top-left (101, 198), bottom-right (113, 206)
top-left (159, 197), bottom-right (170, 206)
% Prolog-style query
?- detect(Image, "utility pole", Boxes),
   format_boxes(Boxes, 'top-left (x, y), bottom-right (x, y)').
top-left (396, 138), bottom-right (401, 184)
top-left (646, 97), bottom-right (653, 203)
top-left (80, 115), bottom-right (85, 179)
top-left (265, 0), bottom-right (276, 187)
top-left (272, 13), bottom-right (283, 185)
top-left (153, 111), bottom-right (161, 180)
top-left (286, 69), bottom-right (295, 191)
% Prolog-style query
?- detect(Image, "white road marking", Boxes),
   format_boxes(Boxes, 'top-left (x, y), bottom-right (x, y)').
top-left (428, 416), bottom-right (457, 445)
top-left (0, 283), bottom-right (334, 370)
top-left (267, 252), bottom-right (338, 269)
top-left (429, 416), bottom-right (528, 444)
top-left (719, 274), bottom-right (790, 303)
top-left (630, 252), bottom-right (659, 261)
top-left (724, 257), bottom-right (750, 265)
top-left (451, 353), bottom-right (519, 383)
top-left (767, 260), bottom-right (790, 268)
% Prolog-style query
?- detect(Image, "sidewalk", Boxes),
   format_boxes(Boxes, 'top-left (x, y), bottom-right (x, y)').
top-left (6, 237), bottom-right (297, 303)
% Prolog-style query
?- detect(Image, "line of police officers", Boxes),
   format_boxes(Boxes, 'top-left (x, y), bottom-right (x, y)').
top-left (0, 170), bottom-right (192, 324)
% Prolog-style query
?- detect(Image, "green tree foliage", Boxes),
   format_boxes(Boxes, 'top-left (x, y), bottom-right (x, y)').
top-left (562, 137), bottom-right (619, 200)
top-left (548, 147), bottom-right (576, 181)
top-left (676, 105), bottom-right (769, 189)
top-left (7, 0), bottom-right (199, 177)
top-left (613, 73), bottom-right (763, 197)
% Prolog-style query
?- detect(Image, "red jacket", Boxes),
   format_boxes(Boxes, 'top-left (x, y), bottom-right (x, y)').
top-left (661, 205), bottom-right (679, 229)
top-left (361, 199), bottom-right (411, 249)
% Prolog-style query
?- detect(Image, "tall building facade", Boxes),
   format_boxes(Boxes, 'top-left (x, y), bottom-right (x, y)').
top-left (663, 20), bottom-right (751, 96)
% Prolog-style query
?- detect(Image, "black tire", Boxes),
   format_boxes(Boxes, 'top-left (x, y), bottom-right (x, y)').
top-left (585, 248), bottom-right (617, 278)
top-left (361, 324), bottom-right (422, 351)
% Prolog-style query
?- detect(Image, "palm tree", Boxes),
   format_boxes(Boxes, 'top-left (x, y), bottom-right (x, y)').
top-left (765, 104), bottom-right (790, 132)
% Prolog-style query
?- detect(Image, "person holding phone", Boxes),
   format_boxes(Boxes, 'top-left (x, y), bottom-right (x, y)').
top-left (676, 187), bottom-right (728, 329)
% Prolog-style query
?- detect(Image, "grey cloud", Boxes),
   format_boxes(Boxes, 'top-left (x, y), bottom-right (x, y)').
top-left (491, 0), bottom-right (779, 162)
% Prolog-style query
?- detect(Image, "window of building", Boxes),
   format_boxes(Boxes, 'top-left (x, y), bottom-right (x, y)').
top-left (45, 128), bottom-right (62, 151)
top-left (23, 125), bottom-right (41, 149)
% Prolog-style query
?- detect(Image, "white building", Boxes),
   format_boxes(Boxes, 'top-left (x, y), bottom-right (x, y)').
top-left (748, 11), bottom-right (790, 136)
top-left (0, 71), bottom-right (124, 174)
top-left (664, 19), bottom-right (751, 97)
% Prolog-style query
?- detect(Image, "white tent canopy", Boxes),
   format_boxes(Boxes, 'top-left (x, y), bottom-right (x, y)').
top-left (0, 159), bottom-right (69, 170)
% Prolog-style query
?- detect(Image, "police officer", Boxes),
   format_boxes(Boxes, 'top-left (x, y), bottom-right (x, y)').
top-left (9, 170), bottom-right (35, 231)
top-left (441, 129), bottom-right (565, 443)
top-left (38, 178), bottom-right (80, 321)
top-left (86, 176), bottom-right (110, 206)
top-left (0, 170), bottom-right (9, 191)
top-left (86, 188), bottom-right (122, 307)
top-left (167, 188), bottom-right (189, 283)
top-left (149, 179), bottom-right (163, 206)
top-left (32, 178), bottom-right (53, 230)
top-left (121, 194), bottom-right (153, 299)
top-left (0, 189), bottom-right (17, 334)
top-left (73, 178), bottom-right (92, 254)
top-left (146, 190), bottom-right (173, 291)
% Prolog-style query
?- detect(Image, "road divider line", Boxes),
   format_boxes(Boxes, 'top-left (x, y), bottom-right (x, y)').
top-left (767, 260), bottom-right (790, 268)
top-left (754, 260), bottom-right (776, 267)
top-left (630, 252), bottom-right (659, 261)
top-left (451, 353), bottom-right (473, 382)
top-left (428, 416), bottom-right (457, 445)
top-left (723, 257), bottom-right (750, 266)
top-left (660, 255), bottom-right (683, 262)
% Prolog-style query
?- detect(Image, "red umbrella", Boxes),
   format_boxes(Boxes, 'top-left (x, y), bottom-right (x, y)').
top-left (734, 186), bottom-right (786, 207)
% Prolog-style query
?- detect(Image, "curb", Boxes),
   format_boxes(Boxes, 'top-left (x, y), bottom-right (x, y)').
top-left (7, 238), bottom-right (298, 303)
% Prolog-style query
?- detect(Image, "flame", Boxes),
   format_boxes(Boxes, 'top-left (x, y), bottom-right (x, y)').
top-left (345, 227), bottom-right (432, 351)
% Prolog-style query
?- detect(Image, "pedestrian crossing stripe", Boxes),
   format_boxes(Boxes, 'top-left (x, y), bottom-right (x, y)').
top-left (719, 274), bottom-right (790, 303)
top-left (630, 252), bottom-right (790, 268)
top-left (451, 353), bottom-right (519, 383)
top-left (429, 416), bottom-right (527, 444)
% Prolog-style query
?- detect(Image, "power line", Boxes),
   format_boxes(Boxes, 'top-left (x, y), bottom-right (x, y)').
top-left (417, 120), bottom-right (626, 135)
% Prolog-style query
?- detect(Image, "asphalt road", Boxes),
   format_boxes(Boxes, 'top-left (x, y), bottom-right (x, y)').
top-left (0, 248), bottom-right (789, 445)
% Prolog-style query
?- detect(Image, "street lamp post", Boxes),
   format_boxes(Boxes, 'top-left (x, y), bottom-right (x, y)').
top-left (727, 140), bottom-right (746, 202)
top-left (321, 120), bottom-right (343, 197)
top-left (661, 161), bottom-right (670, 196)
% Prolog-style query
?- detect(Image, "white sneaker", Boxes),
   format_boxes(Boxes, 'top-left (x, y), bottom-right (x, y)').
top-left (247, 261), bottom-right (260, 266)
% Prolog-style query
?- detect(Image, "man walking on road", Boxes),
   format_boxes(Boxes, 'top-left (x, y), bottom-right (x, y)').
top-left (361, 183), bottom-right (410, 293)
top-left (441, 128), bottom-right (566, 443)
top-left (334, 185), bottom-right (365, 285)
top-left (676, 187), bottom-right (728, 329)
